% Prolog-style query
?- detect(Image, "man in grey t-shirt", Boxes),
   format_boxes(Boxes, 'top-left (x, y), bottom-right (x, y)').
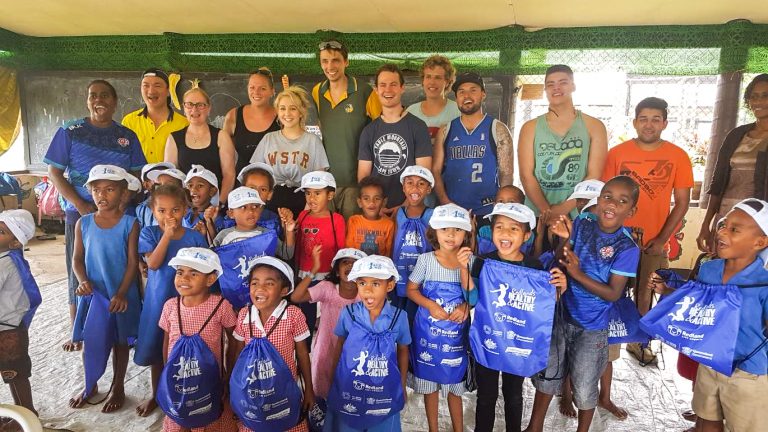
top-left (358, 64), bottom-right (432, 214)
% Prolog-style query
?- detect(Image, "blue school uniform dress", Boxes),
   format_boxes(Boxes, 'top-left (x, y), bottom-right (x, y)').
top-left (135, 198), bottom-right (155, 229)
top-left (324, 302), bottom-right (411, 432)
top-left (696, 258), bottom-right (768, 376)
top-left (134, 226), bottom-right (207, 366)
top-left (76, 214), bottom-right (141, 343)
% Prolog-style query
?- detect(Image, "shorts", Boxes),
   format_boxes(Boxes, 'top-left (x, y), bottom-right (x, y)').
top-left (407, 372), bottom-right (466, 396)
top-left (608, 344), bottom-right (621, 362)
top-left (692, 366), bottom-right (768, 430)
top-left (330, 187), bottom-right (361, 220)
top-left (0, 326), bottom-right (32, 383)
top-left (531, 317), bottom-right (608, 410)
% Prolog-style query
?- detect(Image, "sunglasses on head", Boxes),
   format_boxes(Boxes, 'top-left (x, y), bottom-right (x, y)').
top-left (318, 41), bottom-right (343, 51)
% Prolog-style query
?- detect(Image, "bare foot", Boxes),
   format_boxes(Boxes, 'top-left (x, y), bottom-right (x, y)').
top-left (558, 395), bottom-right (577, 418)
top-left (136, 397), bottom-right (158, 417)
top-left (598, 399), bottom-right (628, 420)
top-left (69, 385), bottom-right (98, 409)
top-left (62, 340), bottom-right (82, 352)
top-left (102, 388), bottom-right (125, 413)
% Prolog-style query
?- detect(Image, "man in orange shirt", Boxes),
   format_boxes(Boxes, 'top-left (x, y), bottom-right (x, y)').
top-left (602, 97), bottom-right (693, 363)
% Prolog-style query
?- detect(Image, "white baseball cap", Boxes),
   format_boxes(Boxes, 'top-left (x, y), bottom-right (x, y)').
top-left (140, 162), bottom-right (175, 182)
top-left (296, 171), bottom-right (336, 192)
top-left (567, 179), bottom-right (604, 201)
top-left (399, 165), bottom-right (435, 187)
top-left (347, 255), bottom-right (400, 282)
top-left (169, 247), bottom-right (223, 278)
top-left (237, 162), bottom-right (275, 185)
top-left (247, 256), bottom-right (296, 293)
top-left (484, 202), bottom-right (537, 229)
top-left (430, 203), bottom-right (472, 232)
top-left (84, 164), bottom-right (132, 189)
top-left (147, 168), bottom-right (186, 183)
top-left (185, 165), bottom-right (219, 190)
top-left (331, 248), bottom-right (368, 268)
top-left (228, 186), bottom-right (265, 209)
top-left (733, 198), bottom-right (768, 236)
top-left (0, 209), bottom-right (36, 246)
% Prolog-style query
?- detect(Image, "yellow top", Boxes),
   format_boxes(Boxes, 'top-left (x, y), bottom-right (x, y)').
top-left (121, 108), bottom-right (189, 163)
top-left (312, 76), bottom-right (381, 118)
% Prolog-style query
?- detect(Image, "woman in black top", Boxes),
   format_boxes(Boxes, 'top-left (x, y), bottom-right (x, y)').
top-left (164, 84), bottom-right (236, 202)
top-left (222, 68), bottom-right (281, 175)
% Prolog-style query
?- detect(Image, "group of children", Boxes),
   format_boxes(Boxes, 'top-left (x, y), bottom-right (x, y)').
top-left (2, 158), bottom-right (767, 432)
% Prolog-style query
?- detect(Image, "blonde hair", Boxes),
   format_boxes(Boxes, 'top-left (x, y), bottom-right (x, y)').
top-left (274, 86), bottom-right (310, 130)
top-left (183, 80), bottom-right (211, 105)
top-left (420, 55), bottom-right (456, 90)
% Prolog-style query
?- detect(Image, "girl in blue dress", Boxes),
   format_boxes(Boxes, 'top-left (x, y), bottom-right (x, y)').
top-left (70, 165), bottom-right (142, 413)
top-left (134, 183), bottom-right (207, 416)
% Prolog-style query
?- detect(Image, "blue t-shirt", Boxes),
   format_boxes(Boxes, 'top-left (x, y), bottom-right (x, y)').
top-left (135, 198), bottom-right (155, 229)
top-left (563, 213), bottom-right (640, 330)
top-left (697, 257), bottom-right (768, 376)
top-left (43, 118), bottom-right (146, 220)
top-left (334, 301), bottom-right (411, 345)
top-left (214, 208), bottom-right (283, 238)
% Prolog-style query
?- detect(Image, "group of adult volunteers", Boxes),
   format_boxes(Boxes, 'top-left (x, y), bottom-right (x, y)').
top-left (0, 38), bottom-right (765, 432)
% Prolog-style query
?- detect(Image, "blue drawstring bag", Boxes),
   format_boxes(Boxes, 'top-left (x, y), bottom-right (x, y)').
top-left (392, 208), bottom-right (432, 297)
top-left (6, 250), bottom-right (42, 328)
top-left (411, 281), bottom-right (468, 384)
top-left (230, 306), bottom-right (303, 431)
top-left (607, 291), bottom-right (650, 345)
top-left (639, 280), bottom-right (741, 376)
top-left (81, 292), bottom-right (117, 399)
top-left (476, 235), bottom-right (496, 255)
top-left (307, 397), bottom-right (327, 432)
top-left (327, 305), bottom-right (405, 430)
top-left (469, 259), bottom-right (556, 376)
top-left (214, 231), bottom-right (278, 309)
top-left (157, 297), bottom-right (225, 429)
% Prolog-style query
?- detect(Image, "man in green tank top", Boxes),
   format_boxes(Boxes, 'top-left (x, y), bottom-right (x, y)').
top-left (518, 64), bottom-right (607, 219)
top-left (312, 40), bottom-right (382, 219)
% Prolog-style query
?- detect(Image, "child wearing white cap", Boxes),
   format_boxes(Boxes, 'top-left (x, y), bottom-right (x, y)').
top-left (136, 167), bottom-right (186, 230)
top-left (231, 256), bottom-right (314, 432)
top-left (236, 162), bottom-right (283, 234)
top-left (470, 202), bottom-right (567, 432)
top-left (650, 198), bottom-right (768, 432)
top-left (158, 248), bottom-right (239, 431)
top-left (290, 248), bottom-right (367, 400)
top-left (183, 164), bottom-right (221, 243)
top-left (295, 171), bottom-right (347, 349)
top-left (0, 209), bottom-right (40, 417)
top-left (211, 186), bottom-right (295, 259)
top-left (406, 203), bottom-right (475, 431)
top-left (70, 165), bottom-right (143, 412)
top-left (324, 255), bottom-right (411, 432)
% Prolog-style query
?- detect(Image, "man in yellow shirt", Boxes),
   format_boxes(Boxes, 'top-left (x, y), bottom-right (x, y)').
top-left (122, 69), bottom-right (188, 164)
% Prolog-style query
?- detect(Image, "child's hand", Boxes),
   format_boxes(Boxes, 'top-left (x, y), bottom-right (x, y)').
top-left (457, 246), bottom-right (473, 269)
top-left (549, 215), bottom-right (572, 239)
top-left (558, 246), bottom-right (582, 276)
top-left (310, 245), bottom-right (322, 274)
top-left (647, 272), bottom-right (671, 295)
top-left (302, 387), bottom-right (315, 417)
top-left (428, 301), bottom-right (450, 321)
top-left (76, 280), bottom-right (93, 296)
top-left (203, 204), bottom-right (219, 221)
top-left (109, 294), bottom-right (128, 313)
top-left (448, 302), bottom-right (469, 323)
top-left (537, 210), bottom-right (552, 235)
top-left (162, 217), bottom-right (179, 237)
top-left (193, 220), bottom-right (207, 237)
top-left (549, 267), bottom-right (567, 298)
top-left (278, 208), bottom-right (296, 231)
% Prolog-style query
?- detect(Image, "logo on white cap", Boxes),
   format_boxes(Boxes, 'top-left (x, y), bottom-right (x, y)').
top-left (331, 248), bottom-right (368, 268)
top-left (568, 179), bottom-right (604, 201)
top-left (347, 255), bottom-right (400, 282)
top-left (169, 247), bottom-right (224, 278)
top-left (85, 164), bottom-right (132, 188)
top-left (429, 203), bottom-right (472, 232)
top-left (399, 166), bottom-right (435, 187)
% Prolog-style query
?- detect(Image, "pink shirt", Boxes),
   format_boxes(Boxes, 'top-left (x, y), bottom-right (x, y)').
top-left (308, 281), bottom-right (360, 399)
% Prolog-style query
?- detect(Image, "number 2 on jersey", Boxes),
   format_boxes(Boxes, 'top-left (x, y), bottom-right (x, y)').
top-left (470, 163), bottom-right (483, 183)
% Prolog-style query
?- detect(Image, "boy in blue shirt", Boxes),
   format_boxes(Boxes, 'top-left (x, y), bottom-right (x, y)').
top-left (527, 175), bottom-right (641, 432)
top-left (652, 198), bottom-right (768, 431)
